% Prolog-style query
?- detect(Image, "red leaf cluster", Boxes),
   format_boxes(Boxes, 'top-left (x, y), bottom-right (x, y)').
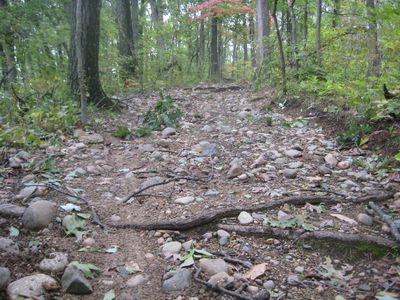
top-left (188, 0), bottom-right (255, 17)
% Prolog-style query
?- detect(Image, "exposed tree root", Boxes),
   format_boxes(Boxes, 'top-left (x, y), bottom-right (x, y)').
top-left (369, 201), bottom-right (400, 242)
top-left (110, 192), bottom-right (393, 231)
top-left (218, 224), bottom-right (399, 249)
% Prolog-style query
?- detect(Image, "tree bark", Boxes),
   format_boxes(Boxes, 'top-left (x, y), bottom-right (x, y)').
top-left (199, 19), bottom-right (205, 64)
top-left (248, 16), bottom-right (256, 67)
top-left (210, 16), bottom-right (219, 78)
top-left (0, 0), bottom-right (17, 84)
top-left (273, 0), bottom-right (287, 94)
top-left (316, 0), bottom-right (322, 66)
top-left (303, 0), bottom-right (308, 48)
top-left (287, 0), bottom-right (299, 72)
top-left (115, 0), bottom-right (136, 79)
top-left (366, 0), bottom-right (380, 77)
top-left (69, 0), bottom-right (111, 107)
top-left (131, 0), bottom-right (140, 44)
top-left (149, 0), bottom-right (165, 50)
top-left (332, 0), bottom-right (340, 28)
top-left (256, 0), bottom-right (269, 66)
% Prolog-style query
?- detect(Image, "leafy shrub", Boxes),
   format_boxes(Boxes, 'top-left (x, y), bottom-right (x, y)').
top-left (337, 123), bottom-right (373, 147)
top-left (134, 127), bottom-right (152, 138)
top-left (144, 93), bottom-right (183, 130)
top-left (113, 125), bottom-right (132, 139)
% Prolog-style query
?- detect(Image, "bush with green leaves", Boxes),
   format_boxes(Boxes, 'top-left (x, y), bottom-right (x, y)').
top-left (144, 93), bottom-right (183, 130)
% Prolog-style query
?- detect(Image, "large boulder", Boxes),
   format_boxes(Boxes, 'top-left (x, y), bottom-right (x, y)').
top-left (22, 200), bottom-right (56, 230)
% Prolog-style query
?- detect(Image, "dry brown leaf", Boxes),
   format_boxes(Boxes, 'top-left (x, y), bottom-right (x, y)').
top-left (330, 213), bottom-right (358, 225)
top-left (244, 263), bottom-right (267, 280)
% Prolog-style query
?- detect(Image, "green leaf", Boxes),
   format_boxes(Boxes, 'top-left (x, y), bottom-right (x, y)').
top-left (135, 127), bottom-right (152, 138)
top-left (63, 214), bottom-right (87, 239)
top-left (9, 226), bottom-right (20, 237)
top-left (180, 255), bottom-right (195, 268)
top-left (395, 151), bottom-right (400, 161)
top-left (105, 245), bottom-right (120, 254)
top-left (76, 213), bottom-right (91, 219)
top-left (375, 291), bottom-right (400, 300)
top-left (126, 267), bottom-right (143, 274)
top-left (70, 261), bottom-right (101, 279)
top-left (335, 295), bottom-right (346, 300)
top-left (103, 289), bottom-right (115, 300)
top-left (78, 246), bottom-right (104, 253)
top-left (194, 249), bottom-right (214, 257)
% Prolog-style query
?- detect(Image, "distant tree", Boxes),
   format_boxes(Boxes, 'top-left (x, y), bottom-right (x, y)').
top-left (366, 0), bottom-right (380, 77)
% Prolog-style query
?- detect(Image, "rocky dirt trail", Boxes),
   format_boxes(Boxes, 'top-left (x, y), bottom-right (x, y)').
top-left (1, 85), bottom-right (400, 300)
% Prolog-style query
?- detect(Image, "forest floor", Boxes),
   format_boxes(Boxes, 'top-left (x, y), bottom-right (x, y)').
top-left (1, 84), bottom-right (400, 300)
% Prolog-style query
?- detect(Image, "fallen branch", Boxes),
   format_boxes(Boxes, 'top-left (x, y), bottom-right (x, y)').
top-left (218, 224), bottom-right (399, 249)
top-left (369, 201), bottom-right (400, 242)
top-left (110, 192), bottom-right (393, 231)
top-left (120, 176), bottom-right (207, 203)
top-left (211, 251), bottom-right (253, 268)
top-left (193, 268), bottom-right (263, 300)
top-left (29, 184), bottom-right (106, 229)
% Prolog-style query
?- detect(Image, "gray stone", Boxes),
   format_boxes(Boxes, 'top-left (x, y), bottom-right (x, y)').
top-left (219, 236), bottom-right (229, 246)
top-left (39, 252), bottom-right (69, 273)
top-left (150, 151), bottom-right (163, 161)
top-left (162, 269), bottom-right (191, 292)
top-left (207, 272), bottom-right (234, 287)
top-left (182, 240), bottom-right (194, 251)
top-left (277, 210), bottom-right (290, 221)
top-left (238, 211), bottom-right (254, 224)
top-left (15, 186), bottom-right (37, 201)
top-left (287, 274), bottom-right (301, 286)
top-left (201, 125), bottom-right (213, 133)
top-left (7, 274), bottom-right (58, 300)
top-left (357, 213), bottom-right (373, 226)
top-left (0, 267), bottom-right (10, 290)
top-left (22, 200), bottom-right (56, 230)
top-left (140, 176), bottom-right (169, 192)
top-left (192, 141), bottom-right (218, 157)
top-left (285, 149), bottom-right (302, 158)
top-left (283, 168), bottom-right (297, 179)
top-left (0, 238), bottom-right (19, 254)
top-left (61, 264), bottom-right (93, 294)
top-left (266, 150), bottom-right (282, 160)
top-left (0, 218), bottom-right (7, 228)
top-left (318, 165), bottom-right (332, 175)
top-left (79, 133), bottom-right (104, 144)
top-left (126, 274), bottom-right (148, 288)
top-left (294, 266), bottom-right (304, 273)
top-left (217, 230), bottom-right (230, 239)
top-left (288, 161), bottom-right (303, 169)
top-left (0, 204), bottom-right (25, 217)
top-left (251, 154), bottom-right (268, 168)
top-left (161, 241), bottom-right (182, 255)
top-left (199, 259), bottom-right (228, 276)
top-left (324, 154), bottom-right (338, 168)
top-left (203, 232), bottom-right (213, 240)
top-left (175, 196), bottom-right (195, 205)
top-left (227, 164), bottom-right (243, 179)
top-left (162, 127), bottom-right (176, 137)
top-left (204, 190), bottom-right (220, 197)
top-left (358, 283), bottom-right (371, 292)
top-left (338, 161), bottom-right (351, 169)
top-left (263, 280), bottom-right (275, 290)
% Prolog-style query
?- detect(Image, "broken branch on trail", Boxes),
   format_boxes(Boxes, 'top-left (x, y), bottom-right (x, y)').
top-left (110, 192), bottom-right (393, 231)
top-left (368, 201), bottom-right (400, 242)
top-left (120, 176), bottom-right (207, 203)
top-left (218, 224), bottom-right (399, 249)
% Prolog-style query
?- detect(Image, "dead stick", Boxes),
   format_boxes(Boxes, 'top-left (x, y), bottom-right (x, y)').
top-left (111, 192), bottom-right (393, 231)
top-left (369, 201), bottom-right (400, 242)
top-left (218, 224), bottom-right (399, 249)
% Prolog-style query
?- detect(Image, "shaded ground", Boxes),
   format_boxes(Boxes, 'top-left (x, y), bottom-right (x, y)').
top-left (1, 85), bottom-right (400, 300)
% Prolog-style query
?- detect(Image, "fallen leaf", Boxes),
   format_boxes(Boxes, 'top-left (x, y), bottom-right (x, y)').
top-left (330, 213), bottom-right (357, 225)
top-left (244, 263), bottom-right (267, 280)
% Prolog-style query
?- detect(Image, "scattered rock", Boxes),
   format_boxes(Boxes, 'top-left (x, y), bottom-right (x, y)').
top-left (175, 196), bottom-right (195, 205)
top-left (294, 266), bottom-right (305, 273)
top-left (126, 274), bottom-right (148, 288)
top-left (358, 283), bottom-right (371, 292)
top-left (251, 154), bottom-right (268, 168)
top-left (199, 259), bottom-right (228, 276)
top-left (78, 132), bottom-right (104, 144)
top-left (192, 141), bottom-right (218, 157)
top-left (357, 213), bottom-right (373, 226)
top-left (227, 164), bottom-right (243, 179)
top-left (15, 186), bottom-right (37, 201)
top-left (287, 274), bottom-right (301, 286)
top-left (82, 237), bottom-right (95, 247)
top-left (22, 200), bottom-right (56, 230)
top-left (277, 210), bottom-right (290, 221)
top-left (338, 160), bottom-right (351, 169)
top-left (285, 149), bottom-right (302, 158)
top-left (110, 214), bottom-right (121, 222)
top-left (162, 269), bottom-right (191, 292)
top-left (204, 190), bottom-right (220, 197)
top-left (208, 272), bottom-right (234, 288)
top-left (7, 274), bottom-right (58, 300)
top-left (201, 125), bottom-right (213, 133)
top-left (217, 230), bottom-right (230, 239)
top-left (161, 241), bottom-right (182, 255)
top-left (203, 232), bottom-right (213, 240)
top-left (318, 165), bottom-right (332, 175)
top-left (182, 240), bottom-right (194, 251)
top-left (246, 285), bottom-right (259, 295)
top-left (283, 168), bottom-right (297, 179)
top-left (0, 267), bottom-right (10, 290)
top-left (238, 211), bottom-right (253, 224)
top-left (288, 161), bottom-right (303, 169)
top-left (0, 204), bottom-right (26, 217)
top-left (162, 127), bottom-right (176, 137)
top-left (61, 264), bottom-right (93, 294)
top-left (0, 237), bottom-right (19, 254)
top-left (263, 280), bottom-right (275, 290)
top-left (324, 154), bottom-right (338, 168)
top-left (39, 252), bottom-right (69, 273)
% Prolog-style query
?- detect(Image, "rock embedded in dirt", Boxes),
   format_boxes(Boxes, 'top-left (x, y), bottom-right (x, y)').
top-left (22, 200), bottom-right (56, 230)
top-left (0, 267), bottom-right (10, 290)
top-left (162, 269), bottom-right (191, 292)
top-left (0, 237), bottom-right (19, 254)
top-left (324, 154), bottom-right (338, 168)
top-left (126, 274), bottom-right (148, 288)
top-left (294, 266), bottom-right (305, 273)
top-left (283, 168), bottom-right (298, 179)
top-left (161, 127), bottom-right (176, 137)
top-left (207, 272), bottom-right (234, 287)
top-left (217, 230), bottom-right (231, 246)
top-left (0, 204), bottom-right (26, 217)
top-left (357, 213), bottom-right (373, 226)
top-left (182, 240), bottom-right (194, 251)
top-left (39, 252), bottom-right (69, 273)
top-left (358, 283), bottom-right (371, 292)
top-left (263, 280), bottom-right (275, 290)
top-left (251, 154), bottom-right (268, 168)
top-left (175, 196), bottom-right (195, 205)
top-left (284, 149), bottom-right (302, 158)
top-left (338, 160), bottom-right (351, 169)
top-left (161, 241), bottom-right (182, 256)
top-left (7, 274), bottom-right (58, 300)
top-left (287, 161), bottom-right (303, 169)
top-left (61, 264), bottom-right (93, 294)
top-left (199, 258), bottom-right (228, 276)
top-left (78, 132), bottom-right (104, 144)
top-left (318, 165), bottom-right (332, 175)
top-left (201, 125), bottom-right (213, 133)
top-left (14, 186), bottom-right (37, 201)
top-left (238, 211), bottom-right (254, 224)
top-left (227, 164), bottom-right (243, 179)
top-left (287, 274), bottom-right (301, 286)
top-left (110, 214), bottom-right (121, 223)
top-left (82, 237), bottom-right (95, 247)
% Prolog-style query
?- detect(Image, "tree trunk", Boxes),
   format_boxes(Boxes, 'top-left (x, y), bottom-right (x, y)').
top-left (69, 0), bottom-right (111, 107)
top-left (0, 0), bottom-right (17, 84)
top-left (332, 0), bottom-right (340, 28)
top-left (303, 0), bottom-right (308, 48)
top-left (256, 0), bottom-right (269, 66)
top-left (115, 0), bottom-right (136, 79)
top-left (273, 0), bottom-right (287, 94)
top-left (316, 0), bottom-right (322, 66)
top-left (210, 16), bottom-right (219, 78)
top-left (199, 19), bottom-right (205, 64)
top-left (149, 0), bottom-right (165, 50)
top-left (366, 0), bottom-right (380, 77)
top-left (131, 0), bottom-right (140, 43)
top-left (287, 0), bottom-right (298, 72)
top-left (243, 18), bottom-right (248, 62)
top-left (249, 16), bottom-right (256, 67)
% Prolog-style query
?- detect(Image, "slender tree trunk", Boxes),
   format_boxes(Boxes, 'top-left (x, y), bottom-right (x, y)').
top-left (199, 19), bottom-right (205, 64)
top-left (0, 0), bottom-right (16, 84)
top-left (69, 0), bottom-right (111, 107)
top-left (76, 0), bottom-right (87, 124)
top-left (249, 16), bottom-right (256, 67)
top-left (149, 0), bottom-right (165, 50)
top-left (210, 16), bottom-right (219, 78)
top-left (366, 0), bottom-right (380, 77)
top-left (243, 18), bottom-right (248, 62)
top-left (316, 0), bottom-right (322, 66)
top-left (303, 0), bottom-right (308, 48)
top-left (287, 0), bottom-right (299, 72)
top-left (332, 0), bottom-right (340, 28)
top-left (115, 0), bottom-right (136, 79)
top-left (256, 0), bottom-right (269, 66)
top-left (131, 0), bottom-right (140, 43)
top-left (273, 0), bottom-right (287, 94)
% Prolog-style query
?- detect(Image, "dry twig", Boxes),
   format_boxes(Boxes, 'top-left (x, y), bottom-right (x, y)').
top-left (368, 201), bottom-right (400, 242)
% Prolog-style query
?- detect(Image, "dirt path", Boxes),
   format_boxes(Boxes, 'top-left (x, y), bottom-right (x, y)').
top-left (1, 85), bottom-right (400, 300)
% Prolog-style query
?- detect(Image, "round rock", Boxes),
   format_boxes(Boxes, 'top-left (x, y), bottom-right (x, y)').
top-left (161, 241), bottom-right (182, 255)
top-left (162, 269), bottom-right (191, 292)
top-left (238, 211), bottom-right (253, 224)
top-left (39, 252), bottom-right (69, 273)
top-left (22, 200), bottom-right (56, 230)
top-left (199, 258), bottom-right (228, 276)
top-left (175, 196), bottom-right (195, 205)
top-left (0, 267), bottom-right (10, 290)
top-left (0, 237), bottom-right (19, 255)
top-left (126, 274), bottom-right (148, 288)
top-left (7, 274), bottom-right (58, 300)
top-left (357, 213), bottom-right (373, 226)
